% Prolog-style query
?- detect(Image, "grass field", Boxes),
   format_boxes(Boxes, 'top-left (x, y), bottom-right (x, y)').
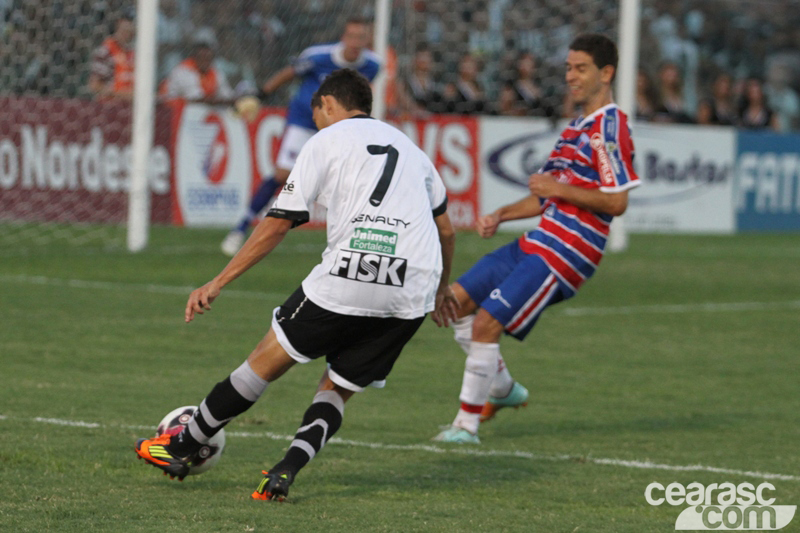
top-left (2, 227), bottom-right (799, 532)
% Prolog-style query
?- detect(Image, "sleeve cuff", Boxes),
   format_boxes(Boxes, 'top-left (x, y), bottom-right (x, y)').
top-left (432, 197), bottom-right (448, 217)
top-left (266, 208), bottom-right (310, 228)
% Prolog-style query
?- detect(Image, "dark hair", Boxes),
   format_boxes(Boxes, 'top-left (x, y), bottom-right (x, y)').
top-left (345, 16), bottom-right (369, 27)
top-left (569, 33), bottom-right (618, 80)
top-left (311, 69), bottom-right (373, 115)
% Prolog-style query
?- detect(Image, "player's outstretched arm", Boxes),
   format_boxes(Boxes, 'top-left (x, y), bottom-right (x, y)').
top-left (476, 195), bottom-right (544, 238)
top-left (529, 172), bottom-right (628, 216)
top-left (431, 211), bottom-right (459, 327)
top-left (185, 216), bottom-right (294, 323)
top-left (261, 66), bottom-right (297, 98)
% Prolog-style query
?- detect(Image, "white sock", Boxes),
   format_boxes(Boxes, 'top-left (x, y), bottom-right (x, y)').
top-left (452, 314), bottom-right (474, 355)
top-left (453, 341), bottom-right (499, 434)
top-left (489, 355), bottom-right (514, 398)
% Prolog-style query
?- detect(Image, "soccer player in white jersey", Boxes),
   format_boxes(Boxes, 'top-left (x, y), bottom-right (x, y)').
top-left (135, 69), bottom-right (459, 501)
top-left (433, 34), bottom-right (640, 443)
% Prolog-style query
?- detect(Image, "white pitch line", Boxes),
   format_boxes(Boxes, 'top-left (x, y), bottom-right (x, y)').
top-left (0, 274), bottom-right (284, 301)
top-left (3, 414), bottom-right (799, 482)
top-left (4, 274), bottom-right (799, 317)
top-left (560, 300), bottom-right (800, 317)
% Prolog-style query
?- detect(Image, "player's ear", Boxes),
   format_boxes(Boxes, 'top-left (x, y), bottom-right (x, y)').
top-left (600, 65), bottom-right (615, 84)
top-left (321, 94), bottom-right (337, 115)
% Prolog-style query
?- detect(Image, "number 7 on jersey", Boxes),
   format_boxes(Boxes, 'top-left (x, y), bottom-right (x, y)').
top-left (367, 144), bottom-right (398, 206)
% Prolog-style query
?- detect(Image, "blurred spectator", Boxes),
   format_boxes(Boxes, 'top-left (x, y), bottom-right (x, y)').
top-left (497, 52), bottom-right (552, 117)
top-left (397, 44), bottom-right (444, 116)
top-left (764, 63), bottom-right (800, 132)
top-left (157, 0), bottom-right (193, 80)
top-left (635, 67), bottom-right (660, 121)
top-left (88, 8), bottom-right (135, 100)
top-left (696, 72), bottom-right (737, 126)
top-left (654, 62), bottom-right (693, 123)
top-left (443, 53), bottom-right (487, 115)
top-left (738, 77), bottom-right (778, 130)
top-left (215, 28), bottom-right (257, 91)
top-left (160, 28), bottom-right (234, 104)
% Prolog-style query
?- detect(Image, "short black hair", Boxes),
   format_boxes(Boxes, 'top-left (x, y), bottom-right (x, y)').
top-left (345, 16), bottom-right (369, 27)
top-left (311, 69), bottom-right (373, 115)
top-left (569, 33), bottom-right (618, 80)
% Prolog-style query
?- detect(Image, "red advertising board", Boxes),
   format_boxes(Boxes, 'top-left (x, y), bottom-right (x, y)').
top-left (0, 97), bottom-right (173, 224)
top-left (2, 97), bottom-right (480, 230)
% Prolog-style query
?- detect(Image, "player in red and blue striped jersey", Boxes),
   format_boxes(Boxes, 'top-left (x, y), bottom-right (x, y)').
top-left (433, 34), bottom-right (641, 444)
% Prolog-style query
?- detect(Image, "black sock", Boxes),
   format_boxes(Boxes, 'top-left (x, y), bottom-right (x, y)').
top-left (272, 390), bottom-right (345, 476)
top-left (169, 362), bottom-right (268, 457)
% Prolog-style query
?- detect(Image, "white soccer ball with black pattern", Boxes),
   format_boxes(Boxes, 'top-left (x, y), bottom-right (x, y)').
top-left (156, 405), bottom-right (226, 475)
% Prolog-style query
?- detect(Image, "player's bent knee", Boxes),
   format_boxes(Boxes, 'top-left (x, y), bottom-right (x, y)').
top-left (451, 282), bottom-right (478, 318)
top-left (317, 370), bottom-right (357, 403)
top-left (472, 309), bottom-right (505, 343)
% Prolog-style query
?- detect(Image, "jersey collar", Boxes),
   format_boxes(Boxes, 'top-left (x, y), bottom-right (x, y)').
top-left (332, 42), bottom-right (366, 69)
top-left (577, 102), bottom-right (618, 128)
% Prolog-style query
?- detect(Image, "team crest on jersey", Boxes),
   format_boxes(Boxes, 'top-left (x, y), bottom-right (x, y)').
top-left (330, 251), bottom-right (406, 286)
top-left (605, 141), bottom-right (621, 175)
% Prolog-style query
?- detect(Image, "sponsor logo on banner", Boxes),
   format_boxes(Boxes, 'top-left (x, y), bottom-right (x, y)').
top-left (173, 104), bottom-right (253, 226)
top-left (645, 481), bottom-right (796, 530)
top-left (736, 131), bottom-right (800, 230)
top-left (0, 96), bottom-right (172, 224)
top-left (485, 127), bottom-right (557, 188)
top-left (393, 116), bottom-right (480, 228)
top-left (330, 250), bottom-right (407, 286)
top-left (480, 117), bottom-right (561, 232)
top-left (624, 124), bottom-right (736, 233)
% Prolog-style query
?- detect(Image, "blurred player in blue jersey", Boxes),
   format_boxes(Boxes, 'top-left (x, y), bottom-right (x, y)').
top-left (221, 17), bottom-right (381, 255)
top-left (432, 34), bottom-right (641, 443)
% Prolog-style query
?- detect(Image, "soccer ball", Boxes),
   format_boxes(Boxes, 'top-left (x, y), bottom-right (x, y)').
top-left (156, 405), bottom-right (226, 475)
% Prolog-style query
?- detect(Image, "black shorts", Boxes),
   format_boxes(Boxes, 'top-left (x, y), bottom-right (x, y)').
top-left (271, 287), bottom-right (425, 392)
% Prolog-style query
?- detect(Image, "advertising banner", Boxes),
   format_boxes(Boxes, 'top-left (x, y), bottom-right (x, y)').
top-left (171, 102), bottom-right (258, 226)
top-left (393, 115), bottom-right (481, 229)
top-left (0, 97), bottom-right (172, 224)
top-left (736, 131), bottom-right (800, 231)
top-left (478, 116), bottom-right (562, 232)
top-left (169, 106), bottom-right (481, 229)
top-left (624, 124), bottom-right (736, 233)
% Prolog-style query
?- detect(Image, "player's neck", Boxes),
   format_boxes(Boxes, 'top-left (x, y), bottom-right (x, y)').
top-left (581, 90), bottom-right (613, 116)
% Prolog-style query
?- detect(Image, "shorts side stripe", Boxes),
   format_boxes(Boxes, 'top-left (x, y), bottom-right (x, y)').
top-left (507, 275), bottom-right (559, 334)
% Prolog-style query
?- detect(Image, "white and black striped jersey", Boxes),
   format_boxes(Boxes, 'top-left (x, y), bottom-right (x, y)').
top-left (268, 115), bottom-right (448, 319)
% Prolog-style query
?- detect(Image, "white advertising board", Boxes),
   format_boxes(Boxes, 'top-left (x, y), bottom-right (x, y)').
top-left (479, 118), bottom-right (737, 234)
top-left (479, 116), bottom-right (564, 232)
top-left (174, 104), bottom-right (253, 227)
top-left (625, 124), bottom-right (736, 233)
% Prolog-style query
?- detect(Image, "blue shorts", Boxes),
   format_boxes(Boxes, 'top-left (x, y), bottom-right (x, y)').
top-left (457, 240), bottom-right (569, 340)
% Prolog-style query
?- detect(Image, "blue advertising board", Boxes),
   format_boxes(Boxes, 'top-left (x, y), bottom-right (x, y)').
top-left (736, 131), bottom-right (800, 231)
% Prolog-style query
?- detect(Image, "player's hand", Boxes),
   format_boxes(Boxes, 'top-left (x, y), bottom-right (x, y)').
top-left (475, 212), bottom-right (501, 238)
top-left (529, 172), bottom-right (560, 198)
top-left (431, 285), bottom-right (460, 328)
top-left (185, 280), bottom-right (222, 323)
top-left (234, 95), bottom-right (260, 123)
